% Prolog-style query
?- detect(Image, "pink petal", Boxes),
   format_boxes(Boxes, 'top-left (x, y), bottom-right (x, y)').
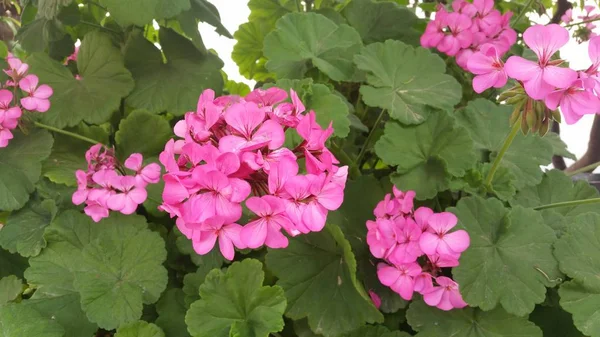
top-left (419, 232), bottom-right (440, 255)
top-left (302, 202), bottom-right (327, 232)
top-left (215, 152), bottom-right (240, 176)
top-left (392, 275), bottom-right (415, 301)
top-left (192, 231), bottom-right (218, 255)
top-left (264, 222), bottom-right (288, 249)
top-left (218, 135), bottom-right (248, 153)
top-left (224, 102), bottom-right (265, 137)
top-left (414, 207), bottom-right (434, 231)
top-left (473, 72), bottom-right (501, 94)
top-left (443, 230), bottom-right (470, 254)
top-left (436, 290), bottom-right (455, 310)
top-left (449, 289), bottom-right (468, 308)
top-left (107, 193), bottom-right (127, 211)
top-left (543, 66), bottom-right (578, 89)
top-left (423, 286), bottom-right (445, 307)
top-left (20, 97), bottom-right (37, 111)
top-left (524, 70), bottom-right (555, 100)
top-left (218, 234), bottom-right (235, 260)
top-left (504, 56), bottom-right (540, 81)
top-left (246, 196), bottom-right (272, 217)
top-left (34, 84), bottom-right (53, 99)
top-left (127, 187), bottom-right (148, 204)
top-left (377, 264), bottom-right (400, 286)
top-left (253, 119), bottom-right (285, 150)
top-left (427, 212), bottom-right (457, 233)
top-left (589, 36), bottom-right (600, 65)
top-left (240, 219), bottom-right (268, 249)
top-left (316, 182), bottom-right (344, 210)
top-left (124, 153), bottom-right (143, 171)
top-left (523, 24), bottom-right (570, 61)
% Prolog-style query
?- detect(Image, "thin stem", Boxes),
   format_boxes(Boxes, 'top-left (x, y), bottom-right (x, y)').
top-left (512, 0), bottom-right (535, 25)
top-left (80, 21), bottom-right (120, 34)
top-left (34, 122), bottom-right (103, 145)
top-left (485, 117), bottom-right (522, 187)
top-left (294, 0), bottom-right (302, 11)
top-left (331, 142), bottom-right (361, 178)
top-left (567, 160), bottom-right (600, 176)
top-left (356, 109), bottom-right (386, 167)
top-left (564, 16), bottom-right (600, 28)
top-left (533, 197), bottom-right (600, 210)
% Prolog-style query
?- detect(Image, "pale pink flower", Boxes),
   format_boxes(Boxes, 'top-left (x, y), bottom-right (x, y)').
top-left (388, 217), bottom-right (423, 264)
top-left (245, 87), bottom-right (287, 108)
top-left (270, 89), bottom-right (305, 127)
top-left (472, 0), bottom-right (502, 36)
top-left (4, 56), bottom-right (28, 80)
top-left (452, 0), bottom-right (477, 17)
top-left (468, 44), bottom-right (508, 93)
top-left (302, 173), bottom-right (344, 232)
top-left (561, 8), bottom-right (573, 24)
top-left (377, 262), bottom-right (422, 300)
top-left (419, 212), bottom-right (470, 256)
top-left (413, 206), bottom-right (434, 231)
top-left (72, 170), bottom-right (90, 205)
top-left (84, 200), bottom-right (109, 222)
top-left (505, 24), bottom-right (578, 99)
top-left (420, 7), bottom-right (449, 48)
top-left (545, 78), bottom-right (600, 124)
top-left (437, 13), bottom-right (473, 56)
top-left (241, 196), bottom-right (295, 249)
top-left (107, 176), bottom-right (147, 215)
top-left (413, 273), bottom-right (434, 294)
top-left (423, 276), bottom-right (468, 311)
top-left (19, 75), bottom-right (53, 112)
top-left (124, 153), bottom-right (161, 185)
top-left (366, 219), bottom-right (397, 258)
top-left (392, 187), bottom-right (415, 214)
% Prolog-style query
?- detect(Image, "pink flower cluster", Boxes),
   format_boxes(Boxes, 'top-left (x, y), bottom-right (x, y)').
top-left (159, 88), bottom-right (347, 260)
top-left (0, 54), bottom-right (53, 147)
top-left (563, 5), bottom-right (600, 42)
top-left (72, 144), bottom-right (161, 222)
top-left (420, 0), bottom-right (517, 74)
top-left (502, 24), bottom-right (600, 124)
top-left (367, 187), bottom-right (470, 311)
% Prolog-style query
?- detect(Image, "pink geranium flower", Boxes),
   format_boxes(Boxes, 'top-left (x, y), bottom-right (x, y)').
top-left (420, 7), bottom-right (449, 48)
top-left (107, 176), bottom-right (148, 215)
top-left (19, 74), bottom-right (53, 112)
top-left (468, 44), bottom-right (508, 93)
top-left (388, 217), bottom-right (423, 264)
top-left (366, 219), bottom-right (397, 258)
top-left (124, 153), bottom-right (162, 186)
top-left (561, 8), bottom-right (573, 23)
top-left (189, 216), bottom-right (245, 261)
top-left (423, 276), bottom-right (468, 311)
top-left (377, 262), bottom-right (422, 301)
top-left (505, 24), bottom-right (578, 99)
top-left (437, 13), bottom-right (473, 56)
top-left (419, 212), bottom-right (470, 256)
top-left (270, 89), bottom-right (305, 127)
top-left (241, 195), bottom-right (295, 249)
top-left (545, 78), bottom-right (600, 124)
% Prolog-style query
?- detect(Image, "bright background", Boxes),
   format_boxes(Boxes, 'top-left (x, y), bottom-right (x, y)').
top-left (198, 1), bottom-right (596, 169)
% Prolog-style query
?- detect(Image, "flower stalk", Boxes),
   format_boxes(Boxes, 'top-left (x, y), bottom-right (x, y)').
top-left (484, 116), bottom-right (522, 188)
top-left (33, 121), bottom-right (103, 145)
top-left (533, 197), bottom-right (600, 210)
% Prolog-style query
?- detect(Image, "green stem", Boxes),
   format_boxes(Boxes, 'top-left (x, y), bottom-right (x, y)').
top-left (34, 122), bottom-right (103, 146)
top-left (80, 21), bottom-right (120, 34)
top-left (533, 198), bottom-right (600, 210)
top-left (567, 160), bottom-right (600, 176)
top-left (512, 0), bottom-right (535, 25)
top-left (356, 109), bottom-right (386, 167)
top-left (485, 117), bottom-right (522, 187)
top-left (331, 142), bottom-right (361, 178)
top-left (564, 17), bottom-right (600, 28)
top-left (294, 0), bottom-right (302, 11)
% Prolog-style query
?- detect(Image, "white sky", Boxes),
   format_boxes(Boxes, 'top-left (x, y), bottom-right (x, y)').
top-left (199, 1), bottom-right (594, 168)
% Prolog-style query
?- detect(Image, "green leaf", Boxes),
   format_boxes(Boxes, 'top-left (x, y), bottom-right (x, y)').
top-left (340, 325), bottom-right (411, 337)
top-left (264, 79), bottom-right (350, 137)
top-left (72, 213), bottom-right (168, 330)
top-left (355, 40), bottom-right (461, 124)
top-left (529, 304), bottom-right (584, 337)
top-left (115, 321), bottom-right (165, 337)
top-left (0, 303), bottom-right (65, 337)
top-left (144, 175), bottom-right (164, 217)
top-left (28, 31), bottom-right (134, 128)
top-left (189, 0), bottom-right (232, 38)
top-left (0, 42), bottom-right (8, 59)
top-left (342, 0), bottom-right (417, 44)
top-left (454, 99), bottom-right (553, 189)
top-left (265, 224), bottom-right (383, 337)
top-left (0, 249), bottom-right (28, 279)
top-left (115, 110), bottom-right (172, 159)
top-left (99, 0), bottom-right (190, 27)
top-left (0, 198), bottom-right (57, 257)
top-left (155, 288), bottom-right (190, 337)
top-left (0, 129), bottom-right (53, 211)
top-left (546, 132), bottom-right (576, 160)
top-left (264, 12), bottom-right (363, 81)
top-left (559, 281), bottom-right (600, 337)
top-left (406, 300), bottom-right (543, 337)
top-left (233, 21), bottom-right (276, 81)
top-left (0, 276), bottom-right (22, 304)
top-left (182, 262), bottom-right (222, 308)
top-left (449, 197), bottom-right (559, 316)
top-left (125, 28), bottom-right (224, 116)
top-left (374, 111), bottom-right (476, 199)
top-left (554, 213), bottom-right (600, 291)
top-left (42, 124), bottom-right (109, 186)
top-left (186, 259), bottom-right (286, 337)
top-left (249, 0), bottom-right (296, 25)
top-left (16, 17), bottom-right (65, 53)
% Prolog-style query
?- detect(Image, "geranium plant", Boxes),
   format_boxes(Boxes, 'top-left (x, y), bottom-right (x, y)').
top-left (1, 0), bottom-right (600, 336)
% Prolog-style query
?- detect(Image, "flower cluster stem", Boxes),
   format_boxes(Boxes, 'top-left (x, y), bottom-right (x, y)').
top-left (564, 17), bottom-right (600, 28)
top-left (485, 117), bottom-right (521, 188)
top-left (533, 197), bottom-right (600, 210)
top-left (356, 109), bottom-right (386, 167)
top-left (512, 0), bottom-right (535, 25)
top-left (33, 121), bottom-right (102, 145)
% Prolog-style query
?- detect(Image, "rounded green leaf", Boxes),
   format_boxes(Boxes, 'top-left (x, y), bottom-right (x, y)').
top-left (0, 198), bottom-right (57, 257)
top-left (115, 321), bottom-right (165, 337)
top-left (354, 40), bottom-right (461, 124)
top-left (529, 303), bottom-right (584, 337)
top-left (374, 111), bottom-right (476, 199)
top-left (340, 325), bottom-right (411, 337)
top-left (0, 276), bottom-right (22, 305)
top-left (406, 300), bottom-right (543, 337)
top-left (185, 259), bottom-right (286, 337)
top-left (265, 225), bottom-right (383, 337)
top-left (72, 214), bottom-right (168, 329)
top-left (342, 0), bottom-right (418, 44)
top-left (0, 248), bottom-right (28, 279)
top-left (28, 31), bottom-right (134, 128)
top-left (156, 289), bottom-right (190, 337)
top-left (99, 0), bottom-right (190, 27)
top-left (559, 281), bottom-right (600, 337)
top-left (264, 12), bottom-right (362, 81)
top-left (454, 99), bottom-right (553, 189)
top-left (0, 303), bottom-right (65, 337)
top-left (0, 129), bottom-right (54, 211)
top-left (233, 21), bottom-right (275, 81)
top-left (115, 110), bottom-right (172, 159)
top-left (449, 197), bottom-right (559, 316)
top-left (124, 28), bottom-right (224, 116)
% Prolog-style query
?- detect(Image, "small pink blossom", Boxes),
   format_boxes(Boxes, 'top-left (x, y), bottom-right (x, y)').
top-left (467, 44), bottom-right (508, 93)
top-left (241, 195), bottom-right (294, 249)
top-left (188, 216), bottom-right (246, 261)
top-left (124, 153), bottom-right (162, 185)
top-left (107, 176), bottom-right (147, 215)
top-left (438, 13), bottom-right (473, 56)
top-left (419, 212), bottom-right (470, 256)
top-left (19, 75), bottom-right (53, 112)
top-left (423, 276), bottom-right (468, 311)
top-left (377, 262), bottom-right (422, 301)
top-left (561, 8), bottom-right (573, 24)
top-left (545, 78), bottom-right (600, 124)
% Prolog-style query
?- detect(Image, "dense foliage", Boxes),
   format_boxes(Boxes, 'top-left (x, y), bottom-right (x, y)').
top-left (1, 0), bottom-right (600, 336)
